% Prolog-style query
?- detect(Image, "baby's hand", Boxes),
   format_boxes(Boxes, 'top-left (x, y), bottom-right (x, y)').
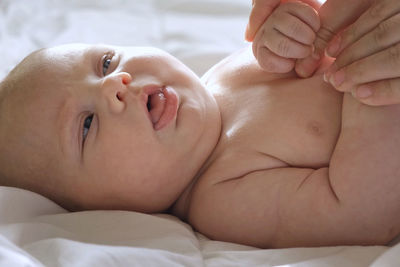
top-left (252, 1), bottom-right (320, 73)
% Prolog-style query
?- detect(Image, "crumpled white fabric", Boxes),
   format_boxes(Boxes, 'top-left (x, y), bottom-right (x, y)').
top-left (0, 0), bottom-right (249, 79)
top-left (0, 186), bottom-right (397, 267)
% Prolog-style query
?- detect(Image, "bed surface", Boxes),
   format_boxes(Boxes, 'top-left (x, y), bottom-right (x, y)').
top-left (1, 0), bottom-right (400, 266)
top-left (0, 187), bottom-right (395, 267)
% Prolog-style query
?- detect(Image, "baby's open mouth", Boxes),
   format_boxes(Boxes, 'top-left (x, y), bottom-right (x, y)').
top-left (147, 88), bottom-right (166, 126)
top-left (144, 85), bottom-right (179, 130)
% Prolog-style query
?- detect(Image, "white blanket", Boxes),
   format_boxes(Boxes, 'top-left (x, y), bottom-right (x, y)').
top-left (1, 0), bottom-right (400, 266)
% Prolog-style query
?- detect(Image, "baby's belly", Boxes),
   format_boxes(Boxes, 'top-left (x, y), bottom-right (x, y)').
top-left (216, 74), bottom-right (343, 170)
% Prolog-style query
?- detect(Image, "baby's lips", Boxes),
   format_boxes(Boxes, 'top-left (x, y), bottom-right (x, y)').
top-left (149, 91), bottom-right (166, 124)
top-left (154, 86), bottom-right (179, 131)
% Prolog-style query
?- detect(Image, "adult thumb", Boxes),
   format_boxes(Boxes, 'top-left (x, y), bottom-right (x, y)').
top-left (245, 0), bottom-right (280, 42)
top-left (295, 0), bottom-right (371, 78)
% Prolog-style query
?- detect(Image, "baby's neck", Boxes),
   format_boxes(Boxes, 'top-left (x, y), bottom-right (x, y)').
top-left (169, 128), bottom-right (222, 220)
top-left (169, 175), bottom-right (198, 220)
top-left (169, 97), bottom-right (223, 220)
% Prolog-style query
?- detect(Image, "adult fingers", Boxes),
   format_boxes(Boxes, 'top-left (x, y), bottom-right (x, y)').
top-left (329, 43), bottom-right (400, 94)
top-left (245, 0), bottom-right (280, 42)
top-left (326, 0), bottom-right (400, 58)
top-left (292, 0), bottom-right (321, 10)
top-left (325, 13), bottom-right (400, 82)
top-left (295, 0), bottom-right (371, 77)
top-left (352, 78), bottom-right (400, 106)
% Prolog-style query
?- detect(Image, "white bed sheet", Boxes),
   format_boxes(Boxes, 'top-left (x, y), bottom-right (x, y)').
top-left (0, 0), bottom-right (400, 266)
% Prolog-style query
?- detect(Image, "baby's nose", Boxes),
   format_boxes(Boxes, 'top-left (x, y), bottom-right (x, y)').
top-left (102, 71), bottom-right (132, 88)
top-left (100, 72), bottom-right (133, 113)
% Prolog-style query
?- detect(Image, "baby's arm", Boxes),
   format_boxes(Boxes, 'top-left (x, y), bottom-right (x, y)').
top-left (251, 1), bottom-right (320, 73)
top-left (189, 94), bottom-right (400, 248)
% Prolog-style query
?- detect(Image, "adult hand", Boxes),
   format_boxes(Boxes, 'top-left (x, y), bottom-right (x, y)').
top-left (294, 0), bottom-right (371, 77)
top-left (247, 0), bottom-right (400, 106)
top-left (245, 0), bottom-right (280, 43)
top-left (245, 0), bottom-right (372, 77)
top-left (323, 0), bottom-right (400, 106)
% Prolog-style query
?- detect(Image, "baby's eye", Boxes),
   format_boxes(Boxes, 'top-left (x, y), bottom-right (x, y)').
top-left (102, 53), bottom-right (113, 76)
top-left (83, 114), bottom-right (93, 143)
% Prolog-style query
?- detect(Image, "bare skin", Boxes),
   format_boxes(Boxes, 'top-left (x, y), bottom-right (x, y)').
top-left (2, 12), bottom-right (400, 247)
top-left (0, 44), bottom-right (221, 213)
top-left (172, 46), bottom-right (400, 248)
top-left (247, 0), bottom-right (400, 106)
top-left (1, 42), bottom-right (400, 249)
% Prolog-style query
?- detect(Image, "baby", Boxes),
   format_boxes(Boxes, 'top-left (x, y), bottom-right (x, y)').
top-left (1, 2), bottom-right (400, 249)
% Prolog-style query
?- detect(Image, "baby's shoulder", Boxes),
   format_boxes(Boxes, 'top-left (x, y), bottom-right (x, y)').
top-left (201, 46), bottom-right (294, 91)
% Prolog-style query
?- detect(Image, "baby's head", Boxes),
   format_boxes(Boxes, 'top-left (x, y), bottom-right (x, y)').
top-left (0, 44), bottom-right (220, 212)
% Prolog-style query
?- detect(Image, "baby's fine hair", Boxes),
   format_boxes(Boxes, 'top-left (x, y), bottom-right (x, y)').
top-left (0, 51), bottom-right (68, 208)
top-left (0, 61), bottom-right (36, 190)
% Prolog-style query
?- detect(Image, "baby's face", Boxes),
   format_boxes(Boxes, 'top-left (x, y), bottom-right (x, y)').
top-left (7, 44), bottom-right (220, 212)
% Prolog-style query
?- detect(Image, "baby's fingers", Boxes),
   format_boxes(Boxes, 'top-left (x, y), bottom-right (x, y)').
top-left (274, 11), bottom-right (316, 44)
top-left (266, 27), bottom-right (313, 59)
top-left (296, 0), bottom-right (370, 78)
top-left (253, 42), bottom-right (295, 73)
top-left (295, 27), bottom-right (332, 78)
top-left (352, 79), bottom-right (400, 106)
top-left (278, 2), bottom-right (320, 34)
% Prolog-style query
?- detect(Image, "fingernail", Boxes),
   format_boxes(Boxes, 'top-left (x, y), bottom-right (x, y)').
top-left (327, 36), bottom-right (341, 57)
top-left (356, 85), bottom-right (373, 99)
top-left (323, 72), bottom-right (330, 83)
top-left (323, 70), bottom-right (332, 83)
top-left (324, 63), bottom-right (338, 83)
top-left (330, 69), bottom-right (345, 88)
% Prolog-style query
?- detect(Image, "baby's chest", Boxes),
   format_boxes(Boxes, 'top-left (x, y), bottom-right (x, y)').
top-left (215, 76), bottom-right (343, 171)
